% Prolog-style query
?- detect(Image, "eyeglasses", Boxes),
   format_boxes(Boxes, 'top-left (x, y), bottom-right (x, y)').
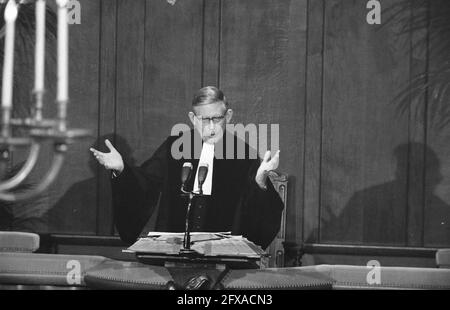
top-left (194, 113), bottom-right (227, 125)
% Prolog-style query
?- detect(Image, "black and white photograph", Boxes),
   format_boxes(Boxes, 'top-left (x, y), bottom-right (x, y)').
top-left (0, 0), bottom-right (449, 296)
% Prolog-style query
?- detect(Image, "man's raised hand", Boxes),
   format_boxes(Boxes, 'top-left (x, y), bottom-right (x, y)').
top-left (90, 139), bottom-right (124, 173)
top-left (255, 150), bottom-right (280, 189)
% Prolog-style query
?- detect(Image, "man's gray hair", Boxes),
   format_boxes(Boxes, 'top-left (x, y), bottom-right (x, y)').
top-left (192, 86), bottom-right (228, 107)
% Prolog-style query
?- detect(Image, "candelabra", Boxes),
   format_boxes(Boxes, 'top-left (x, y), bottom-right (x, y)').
top-left (0, 0), bottom-right (90, 202)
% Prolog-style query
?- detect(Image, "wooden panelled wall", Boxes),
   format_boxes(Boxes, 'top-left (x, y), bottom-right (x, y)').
top-left (5, 0), bottom-right (449, 252)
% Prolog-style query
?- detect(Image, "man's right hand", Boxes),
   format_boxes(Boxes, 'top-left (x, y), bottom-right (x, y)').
top-left (90, 139), bottom-right (124, 173)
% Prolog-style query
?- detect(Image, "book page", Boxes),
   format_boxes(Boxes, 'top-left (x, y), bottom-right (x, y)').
top-left (127, 232), bottom-right (265, 258)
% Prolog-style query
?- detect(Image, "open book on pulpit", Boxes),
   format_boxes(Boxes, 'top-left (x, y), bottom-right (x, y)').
top-left (126, 232), bottom-right (266, 258)
top-left (124, 232), bottom-right (267, 268)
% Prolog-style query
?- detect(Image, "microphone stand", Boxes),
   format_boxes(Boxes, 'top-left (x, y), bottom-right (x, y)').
top-left (180, 185), bottom-right (204, 255)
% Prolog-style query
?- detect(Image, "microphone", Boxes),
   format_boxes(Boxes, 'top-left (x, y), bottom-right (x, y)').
top-left (181, 162), bottom-right (193, 192)
top-left (197, 163), bottom-right (209, 195)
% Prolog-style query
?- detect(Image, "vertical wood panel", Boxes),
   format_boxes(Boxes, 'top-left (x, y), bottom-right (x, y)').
top-left (202, 0), bottom-right (220, 87)
top-left (141, 0), bottom-right (203, 165)
top-left (303, 0), bottom-right (324, 243)
top-left (220, 0), bottom-right (307, 245)
top-left (424, 0), bottom-right (450, 247)
top-left (47, 0), bottom-right (101, 234)
top-left (320, 0), bottom-right (410, 245)
top-left (8, 3), bottom-right (56, 233)
top-left (115, 0), bottom-right (146, 161)
top-left (406, 0), bottom-right (427, 247)
top-left (139, 0), bottom-right (203, 232)
top-left (97, 0), bottom-right (118, 235)
top-left (113, 0), bottom-right (146, 235)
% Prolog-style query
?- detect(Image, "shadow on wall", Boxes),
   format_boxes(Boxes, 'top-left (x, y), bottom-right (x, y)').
top-left (0, 134), bottom-right (136, 234)
top-left (45, 134), bottom-right (136, 233)
top-left (318, 142), bottom-right (450, 246)
top-left (0, 163), bottom-right (47, 232)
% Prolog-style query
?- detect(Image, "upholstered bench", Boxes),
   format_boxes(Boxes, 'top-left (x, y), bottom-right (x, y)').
top-left (83, 260), bottom-right (334, 290)
top-left (2, 254), bottom-right (450, 289)
top-left (436, 249), bottom-right (450, 269)
top-left (0, 232), bottom-right (40, 253)
top-left (321, 264), bottom-right (450, 289)
top-left (220, 265), bottom-right (450, 290)
top-left (84, 259), bottom-right (173, 289)
top-left (0, 252), bottom-right (107, 289)
top-left (221, 266), bottom-right (333, 289)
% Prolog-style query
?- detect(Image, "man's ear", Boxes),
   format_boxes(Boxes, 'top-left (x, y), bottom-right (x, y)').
top-left (225, 109), bottom-right (233, 123)
top-left (188, 111), bottom-right (196, 126)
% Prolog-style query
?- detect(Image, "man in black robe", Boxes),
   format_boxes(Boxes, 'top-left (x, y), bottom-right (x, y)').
top-left (90, 86), bottom-right (283, 249)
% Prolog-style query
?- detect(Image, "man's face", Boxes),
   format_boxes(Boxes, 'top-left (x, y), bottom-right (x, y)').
top-left (189, 102), bottom-right (232, 144)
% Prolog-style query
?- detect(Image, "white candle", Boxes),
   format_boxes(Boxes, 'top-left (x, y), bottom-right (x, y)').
top-left (1, 0), bottom-right (18, 109)
top-left (56, 0), bottom-right (69, 102)
top-left (34, 0), bottom-right (46, 92)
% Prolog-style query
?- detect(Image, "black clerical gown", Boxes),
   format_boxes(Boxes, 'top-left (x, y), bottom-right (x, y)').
top-left (111, 131), bottom-right (284, 249)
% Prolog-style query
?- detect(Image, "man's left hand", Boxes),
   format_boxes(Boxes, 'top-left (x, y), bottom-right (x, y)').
top-left (255, 150), bottom-right (280, 189)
